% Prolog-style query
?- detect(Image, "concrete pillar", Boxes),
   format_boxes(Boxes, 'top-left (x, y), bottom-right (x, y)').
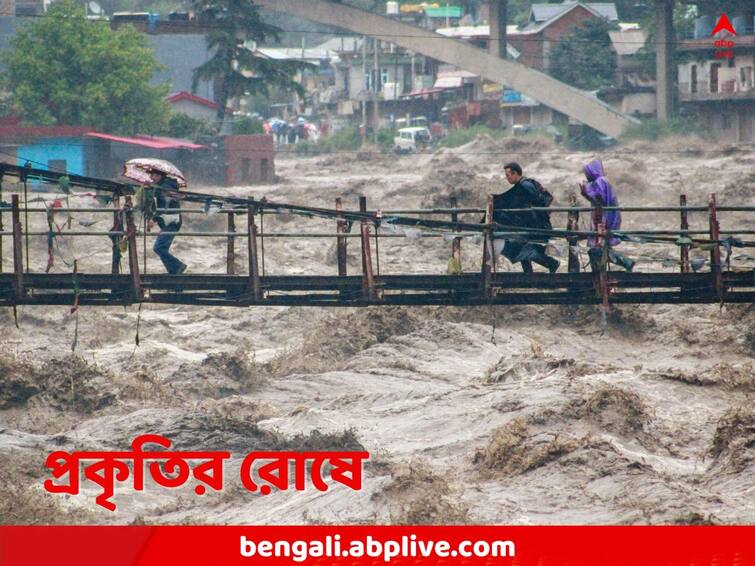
top-left (488, 0), bottom-right (507, 60)
top-left (655, 0), bottom-right (675, 121)
top-left (373, 38), bottom-right (381, 135)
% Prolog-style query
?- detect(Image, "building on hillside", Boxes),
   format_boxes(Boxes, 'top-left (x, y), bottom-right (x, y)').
top-left (508, 2), bottom-right (618, 71)
top-left (676, 30), bottom-right (754, 142)
top-left (335, 42), bottom-right (419, 102)
top-left (165, 91), bottom-right (230, 122)
top-left (250, 46), bottom-right (337, 114)
top-left (598, 27), bottom-right (656, 118)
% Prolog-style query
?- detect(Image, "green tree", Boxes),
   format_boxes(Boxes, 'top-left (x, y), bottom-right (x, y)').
top-left (634, 3), bottom-right (698, 82)
top-left (548, 19), bottom-right (619, 91)
top-left (0, 0), bottom-right (169, 134)
top-left (232, 116), bottom-right (264, 135)
top-left (191, 0), bottom-right (310, 124)
top-left (161, 112), bottom-right (214, 139)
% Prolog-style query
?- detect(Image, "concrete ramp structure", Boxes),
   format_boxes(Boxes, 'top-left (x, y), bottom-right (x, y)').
top-left (256, 0), bottom-right (639, 138)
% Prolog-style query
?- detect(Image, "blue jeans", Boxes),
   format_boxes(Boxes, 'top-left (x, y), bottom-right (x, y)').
top-left (153, 224), bottom-right (184, 274)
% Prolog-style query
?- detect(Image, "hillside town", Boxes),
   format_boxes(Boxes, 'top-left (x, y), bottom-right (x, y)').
top-left (0, 0), bottom-right (752, 182)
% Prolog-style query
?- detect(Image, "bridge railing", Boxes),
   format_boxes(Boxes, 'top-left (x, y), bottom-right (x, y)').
top-left (1, 185), bottom-right (753, 308)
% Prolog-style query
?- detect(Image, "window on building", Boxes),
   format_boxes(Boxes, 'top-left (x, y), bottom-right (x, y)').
top-left (741, 66), bottom-right (753, 89)
top-left (381, 68), bottom-right (389, 87)
top-left (710, 62), bottom-right (721, 93)
top-left (690, 65), bottom-right (697, 94)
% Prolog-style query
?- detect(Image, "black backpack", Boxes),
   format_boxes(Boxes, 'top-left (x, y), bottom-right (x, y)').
top-left (523, 178), bottom-right (554, 207)
top-left (523, 178), bottom-right (553, 230)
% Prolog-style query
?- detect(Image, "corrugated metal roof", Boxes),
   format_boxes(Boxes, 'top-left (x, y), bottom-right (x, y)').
top-left (85, 133), bottom-right (205, 150)
top-left (434, 76), bottom-right (464, 88)
top-left (529, 2), bottom-right (618, 23)
top-left (166, 91), bottom-right (220, 110)
top-left (254, 47), bottom-right (329, 61)
top-left (437, 69), bottom-right (478, 79)
top-left (313, 36), bottom-right (363, 53)
top-left (608, 29), bottom-right (647, 56)
top-left (435, 25), bottom-right (521, 58)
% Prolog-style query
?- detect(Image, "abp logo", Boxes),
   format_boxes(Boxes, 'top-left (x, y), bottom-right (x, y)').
top-left (710, 13), bottom-right (737, 36)
top-left (711, 14), bottom-right (736, 59)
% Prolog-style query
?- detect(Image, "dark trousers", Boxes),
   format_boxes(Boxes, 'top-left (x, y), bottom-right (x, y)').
top-left (154, 223), bottom-right (184, 274)
top-left (588, 247), bottom-right (634, 272)
top-left (503, 240), bottom-right (559, 273)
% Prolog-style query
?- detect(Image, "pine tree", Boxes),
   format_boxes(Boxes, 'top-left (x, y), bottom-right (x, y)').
top-left (191, 0), bottom-right (311, 125)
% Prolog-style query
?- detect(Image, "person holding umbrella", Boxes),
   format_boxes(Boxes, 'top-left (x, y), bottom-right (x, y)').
top-left (148, 170), bottom-right (187, 274)
top-left (123, 159), bottom-right (188, 275)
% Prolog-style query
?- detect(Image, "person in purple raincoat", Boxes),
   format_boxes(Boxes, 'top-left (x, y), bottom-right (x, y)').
top-left (579, 159), bottom-right (634, 272)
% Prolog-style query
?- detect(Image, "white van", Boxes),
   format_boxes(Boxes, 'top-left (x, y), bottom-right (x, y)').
top-left (393, 126), bottom-right (432, 153)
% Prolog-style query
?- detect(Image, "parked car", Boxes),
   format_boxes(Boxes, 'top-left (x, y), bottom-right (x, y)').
top-left (393, 126), bottom-right (432, 154)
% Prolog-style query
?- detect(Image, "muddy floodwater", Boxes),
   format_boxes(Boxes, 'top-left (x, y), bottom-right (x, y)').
top-left (1, 136), bottom-right (753, 524)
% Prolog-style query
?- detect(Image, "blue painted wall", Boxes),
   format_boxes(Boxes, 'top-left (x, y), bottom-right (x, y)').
top-left (17, 138), bottom-right (85, 175)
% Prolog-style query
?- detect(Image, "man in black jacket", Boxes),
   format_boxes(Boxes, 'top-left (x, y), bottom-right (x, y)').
top-left (491, 162), bottom-right (559, 273)
top-left (148, 171), bottom-right (187, 274)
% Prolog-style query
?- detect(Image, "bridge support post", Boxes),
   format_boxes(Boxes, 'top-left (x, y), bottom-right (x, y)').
top-left (124, 196), bottom-right (142, 301)
top-left (111, 194), bottom-right (122, 274)
top-left (450, 197), bottom-right (462, 274)
top-left (708, 193), bottom-right (723, 302)
top-left (0, 172), bottom-right (3, 273)
top-left (336, 197), bottom-right (348, 276)
top-left (567, 193), bottom-right (580, 273)
top-left (679, 194), bottom-right (690, 273)
top-left (481, 194), bottom-right (494, 299)
top-left (247, 206), bottom-right (262, 303)
top-left (596, 220), bottom-right (610, 316)
top-left (21, 165), bottom-right (29, 274)
top-left (227, 212), bottom-right (236, 275)
top-left (359, 196), bottom-right (377, 302)
top-left (11, 195), bottom-right (24, 300)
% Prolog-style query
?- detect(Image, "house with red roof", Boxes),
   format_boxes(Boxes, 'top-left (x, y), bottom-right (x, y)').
top-left (166, 91), bottom-right (232, 122)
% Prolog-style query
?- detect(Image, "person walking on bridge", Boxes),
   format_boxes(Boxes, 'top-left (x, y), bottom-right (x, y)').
top-left (579, 159), bottom-right (634, 273)
top-left (488, 162), bottom-right (560, 273)
top-left (148, 171), bottom-right (187, 275)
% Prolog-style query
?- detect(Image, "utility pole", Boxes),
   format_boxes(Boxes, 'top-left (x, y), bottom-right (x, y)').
top-left (374, 38), bottom-right (380, 141)
top-left (488, 0), bottom-right (508, 60)
top-left (654, 0), bottom-right (675, 120)
top-left (362, 35), bottom-right (367, 143)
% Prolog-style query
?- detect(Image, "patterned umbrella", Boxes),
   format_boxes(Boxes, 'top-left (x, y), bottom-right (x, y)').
top-left (123, 158), bottom-right (187, 187)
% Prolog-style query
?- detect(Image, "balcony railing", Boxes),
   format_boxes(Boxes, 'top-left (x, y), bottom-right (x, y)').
top-left (678, 80), bottom-right (755, 100)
